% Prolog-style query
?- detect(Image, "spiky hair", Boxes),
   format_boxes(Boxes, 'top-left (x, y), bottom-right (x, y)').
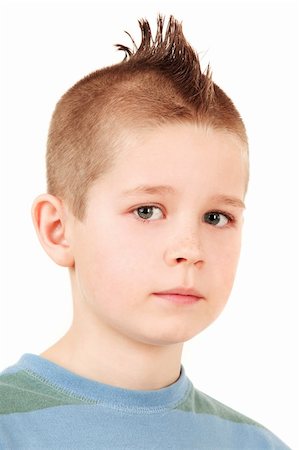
top-left (115, 15), bottom-right (214, 107)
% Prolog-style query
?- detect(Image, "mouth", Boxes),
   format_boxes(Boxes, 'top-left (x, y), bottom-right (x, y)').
top-left (153, 287), bottom-right (204, 305)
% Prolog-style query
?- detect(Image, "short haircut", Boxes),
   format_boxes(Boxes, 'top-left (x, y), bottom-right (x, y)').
top-left (46, 14), bottom-right (248, 221)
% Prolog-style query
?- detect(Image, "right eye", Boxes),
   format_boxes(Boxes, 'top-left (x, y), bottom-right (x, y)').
top-left (132, 205), bottom-right (164, 222)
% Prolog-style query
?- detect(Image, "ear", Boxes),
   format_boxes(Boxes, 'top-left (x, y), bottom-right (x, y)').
top-left (31, 194), bottom-right (74, 267)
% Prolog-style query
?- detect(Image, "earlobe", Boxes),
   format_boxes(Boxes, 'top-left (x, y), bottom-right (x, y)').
top-left (31, 194), bottom-right (75, 267)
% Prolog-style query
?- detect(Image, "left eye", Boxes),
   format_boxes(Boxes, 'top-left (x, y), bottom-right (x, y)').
top-left (133, 206), bottom-right (163, 221)
top-left (203, 212), bottom-right (230, 227)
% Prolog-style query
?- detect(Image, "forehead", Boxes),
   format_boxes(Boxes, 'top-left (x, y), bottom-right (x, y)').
top-left (111, 123), bottom-right (246, 182)
top-left (115, 121), bottom-right (246, 160)
top-left (89, 122), bottom-right (248, 208)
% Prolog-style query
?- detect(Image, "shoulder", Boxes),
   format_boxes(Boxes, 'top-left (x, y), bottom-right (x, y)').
top-left (175, 383), bottom-right (291, 449)
top-left (0, 364), bottom-right (46, 414)
top-left (0, 365), bottom-right (82, 415)
top-left (178, 383), bottom-right (258, 425)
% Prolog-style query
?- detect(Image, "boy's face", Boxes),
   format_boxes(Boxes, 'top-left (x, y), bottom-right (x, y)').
top-left (67, 123), bottom-right (247, 346)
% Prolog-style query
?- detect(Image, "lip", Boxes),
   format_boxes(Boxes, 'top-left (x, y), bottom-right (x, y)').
top-left (153, 287), bottom-right (204, 305)
top-left (154, 286), bottom-right (203, 297)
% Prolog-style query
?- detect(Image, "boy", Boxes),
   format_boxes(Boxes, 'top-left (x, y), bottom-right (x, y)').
top-left (0, 14), bottom-right (290, 449)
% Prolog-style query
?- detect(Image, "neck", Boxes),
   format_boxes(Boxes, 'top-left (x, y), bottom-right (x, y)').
top-left (40, 311), bottom-right (184, 391)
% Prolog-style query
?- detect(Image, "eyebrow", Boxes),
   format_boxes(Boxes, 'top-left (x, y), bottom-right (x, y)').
top-left (122, 184), bottom-right (176, 197)
top-left (122, 184), bottom-right (245, 209)
top-left (209, 195), bottom-right (246, 209)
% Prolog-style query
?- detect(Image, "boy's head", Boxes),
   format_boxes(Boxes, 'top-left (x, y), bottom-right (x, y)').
top-left (33, 15), bottom-right (248, 347)
top-left (46, 15), bottom-right (248, 222)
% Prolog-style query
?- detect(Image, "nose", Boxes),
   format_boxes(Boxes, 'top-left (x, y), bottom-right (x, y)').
top-left (164, 233), bottom-right (204, 267)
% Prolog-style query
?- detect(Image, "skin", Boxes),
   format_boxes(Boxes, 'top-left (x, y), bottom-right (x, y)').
top-left (32, 122), bottom-right (248, 391)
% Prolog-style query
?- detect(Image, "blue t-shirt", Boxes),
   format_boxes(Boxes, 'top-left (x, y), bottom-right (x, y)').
top-left (0, 354), bottom-right (291, 449)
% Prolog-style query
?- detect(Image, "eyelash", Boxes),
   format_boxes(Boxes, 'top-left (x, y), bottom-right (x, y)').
top-left (131, 204), bottom-right (236, 228)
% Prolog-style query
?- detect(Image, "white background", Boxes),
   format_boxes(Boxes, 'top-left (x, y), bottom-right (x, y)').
top-left (0, 1), bottom-right (298, 448)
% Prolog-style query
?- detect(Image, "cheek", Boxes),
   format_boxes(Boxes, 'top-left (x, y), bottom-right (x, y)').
top-left (75, 228), bottom-right (147, 306)
top-left (207, 233), bottom-right (242, 291)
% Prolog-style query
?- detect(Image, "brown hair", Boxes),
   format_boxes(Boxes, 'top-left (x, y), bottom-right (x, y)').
top-left (46, 14), bottom-right (248, 221)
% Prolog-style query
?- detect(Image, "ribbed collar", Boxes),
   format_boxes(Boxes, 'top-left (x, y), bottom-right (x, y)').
top-left (16, 353), bottom-right (191, 411)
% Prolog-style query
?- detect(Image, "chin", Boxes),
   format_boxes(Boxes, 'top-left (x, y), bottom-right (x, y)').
top-left (135, 326), bottom-right (202, 347)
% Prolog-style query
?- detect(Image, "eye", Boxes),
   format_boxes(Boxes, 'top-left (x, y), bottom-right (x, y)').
top-left (203, 211), bottom-right (233, 228)
top-left (133, 205), bottom-right (164, 222)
